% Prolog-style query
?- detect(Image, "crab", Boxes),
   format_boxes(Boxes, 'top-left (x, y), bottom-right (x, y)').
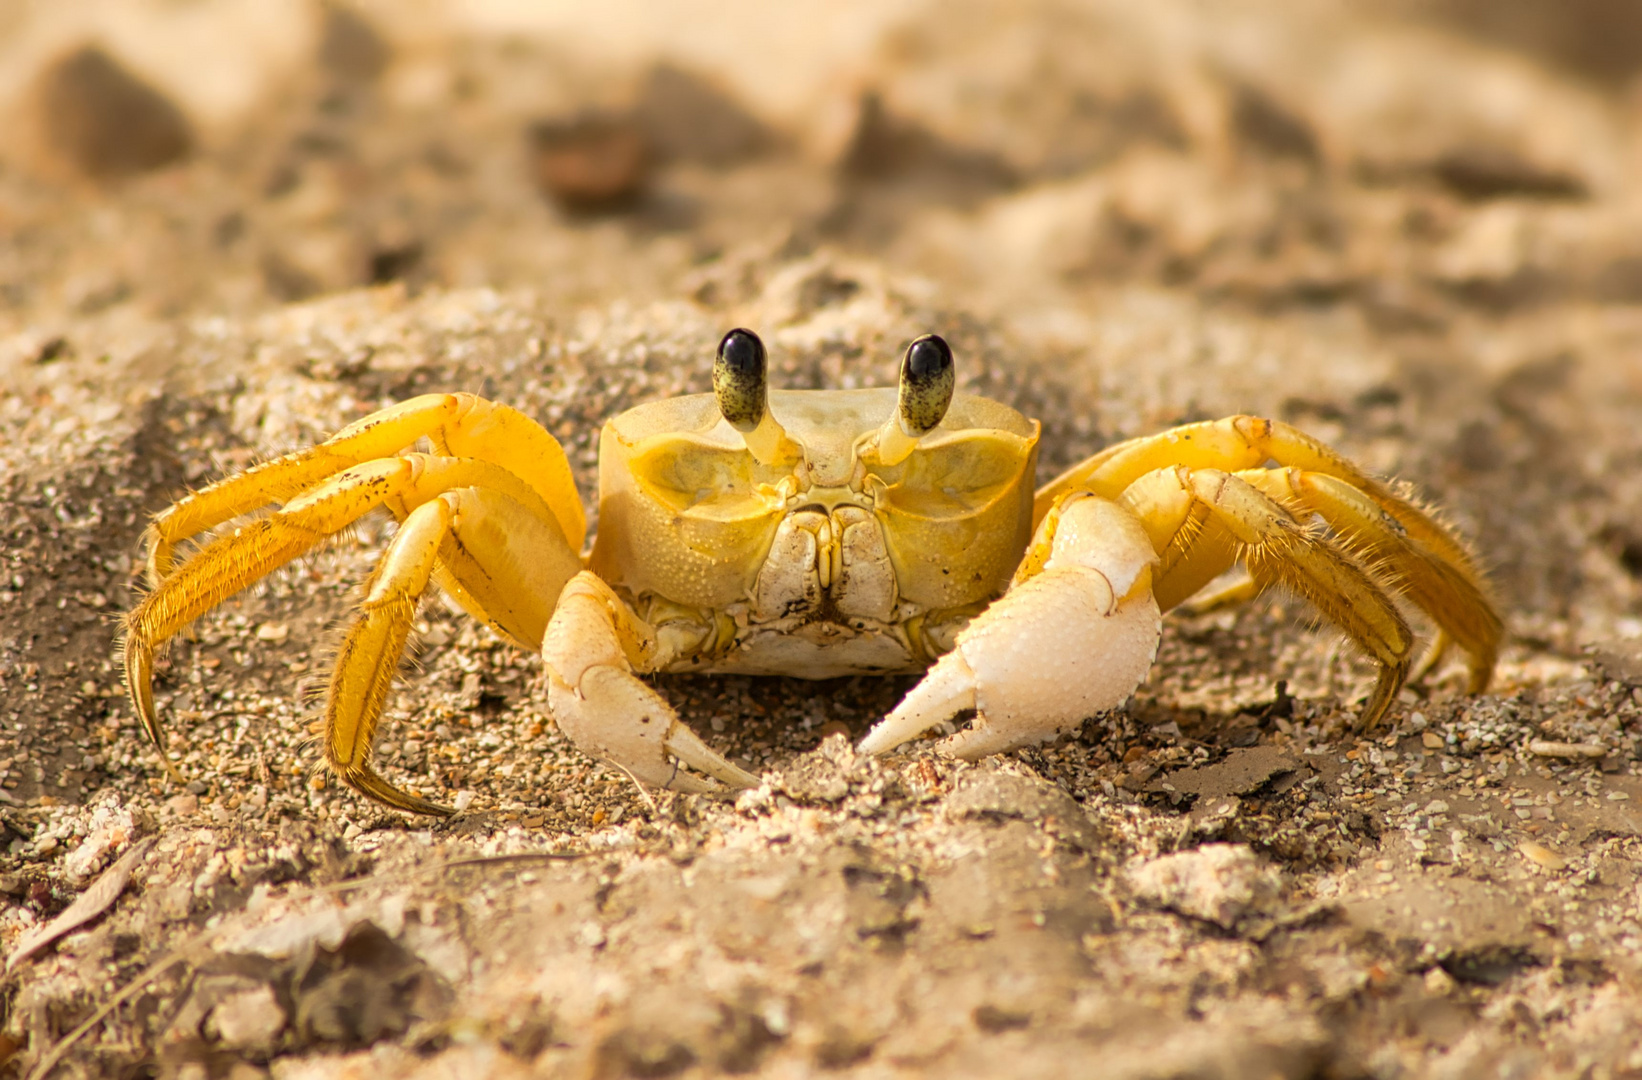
top-left (122, 329), bottom-right (1502, 816)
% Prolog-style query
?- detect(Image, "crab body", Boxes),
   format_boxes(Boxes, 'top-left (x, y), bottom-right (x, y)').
top-left (122, 330), bottom-right (1503, 816)
top-left (590, 387), bottom-right (1038, 680)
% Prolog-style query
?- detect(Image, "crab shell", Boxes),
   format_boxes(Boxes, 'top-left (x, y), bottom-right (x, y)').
top-left (588, 388), bottom-right (1041, 677)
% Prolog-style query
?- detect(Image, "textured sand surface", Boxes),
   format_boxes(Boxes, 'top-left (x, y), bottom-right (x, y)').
top-left (3, 2), bottom-right (1642, 1077)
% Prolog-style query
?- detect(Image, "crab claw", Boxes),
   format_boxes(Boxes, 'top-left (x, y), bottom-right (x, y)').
top-left (549, 667), bottom-right (758, 793)
top-left (859, 494), bottom-right (1162, 760)
top-left (544, 572), bottom-right (760, 793)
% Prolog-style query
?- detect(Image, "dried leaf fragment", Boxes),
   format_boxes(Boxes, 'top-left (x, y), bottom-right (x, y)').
top-left (6, 837), bottom-right (153, 971)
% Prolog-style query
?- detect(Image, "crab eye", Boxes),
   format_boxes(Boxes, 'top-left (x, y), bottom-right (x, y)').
top-left (898, 334), bottom-right (955, 437)
top-left (714, 328), bottom-right (767, 433)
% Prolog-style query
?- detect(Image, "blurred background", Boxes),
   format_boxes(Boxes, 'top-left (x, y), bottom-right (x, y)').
top-left (2, 0), bottom-right (1640, 328)
top-left (4, 0), bottom-right (1642, 633)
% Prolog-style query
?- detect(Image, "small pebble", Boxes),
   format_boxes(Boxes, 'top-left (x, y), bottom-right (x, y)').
top-left (164, 793), bottom-right (200, 817)
top-left (255, 622), bottom-right (290, 644)
top-left (1527, 740), bottom-right (1606, 760)
top-left (1424, 967), bottom-right (1456, 996)
top-left (819, 720), bottom-right (852, 741)
top-left (1519, 840), bottom-right (1566, 872)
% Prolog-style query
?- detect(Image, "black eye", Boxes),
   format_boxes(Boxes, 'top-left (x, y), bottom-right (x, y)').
top-left (898, 334), bottom-right (955, 436)
top-left (714, 328), bottom-right (767, 432)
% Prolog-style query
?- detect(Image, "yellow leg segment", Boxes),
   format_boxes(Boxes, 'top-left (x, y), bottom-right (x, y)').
top-left (325, 486), bottom-right (584, 815)
top-left (1116, 467), bottom-right (1243, 614)
top-left (123, 454), bottom-right (571, 783)
top-left (143, 394), bottom-right (584, 584)
top-left (1238, 467), bottom-right (1500, 692)
top-left (428, 487), bottom-right (581, 651)
top-left (1409, 631), bottom-right (1454, 687)
top-left (326, 496), bottom-right (451, 815)
top-left (1178, 574), bottom-right (1260, 614)
top-left (1037, 418), bottom-right (1272, 519)
top-left (1122, 466), bottom-right (1414, 728)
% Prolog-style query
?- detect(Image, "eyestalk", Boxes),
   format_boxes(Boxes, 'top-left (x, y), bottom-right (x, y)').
top-left (714, 329), bottom-right (795, 465)
top-left (875, 334), bottom-right (955, 465)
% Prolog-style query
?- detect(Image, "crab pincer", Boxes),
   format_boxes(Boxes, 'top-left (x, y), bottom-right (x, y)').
top-left (860, 493), bottom-right (1163, 759)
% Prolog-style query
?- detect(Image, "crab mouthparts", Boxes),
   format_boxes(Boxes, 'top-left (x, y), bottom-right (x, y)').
top-left (753, 504), bottom-right (897, 626)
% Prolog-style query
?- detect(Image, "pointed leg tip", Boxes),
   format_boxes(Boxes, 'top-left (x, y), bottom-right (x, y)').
top-left (1355, 659), bottom-right (1410, 731)
top-left (1466, 655), bottom-right (1495, 696)
top-left (346, 766), bottom-right (456, 817)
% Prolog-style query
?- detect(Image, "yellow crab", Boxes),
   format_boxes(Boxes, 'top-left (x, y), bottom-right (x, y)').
top-left (122, 330), bottom-right (1502, 816)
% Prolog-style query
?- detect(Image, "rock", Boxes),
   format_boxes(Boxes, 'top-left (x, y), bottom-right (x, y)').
top-left (945, 767), bottom-right (1103, 851)
top-left (1518, 840), bottom-right (1567, 872)
top-left (28, 45), bottom-right (192, 179)
top-left (837, 91), bottom-right (1015, 199)
top-left (163, 793), bottom-right (200, 818)
top-left (1128, 844), bottom-right (1282, 929)
top-left (209, 984), bottom-right (286, 1050)
top-left (318, 3), bottom-right (390, 85)
top-left (217, 903), bottom-right (350, 959)
top-left (1590, 638), bottom-right (1642, 687)
top-left (1150, 746), bottom-right (1307, 800)
top-left (255, 622), bottom-right (290, 644)
top-left (528, 114), bottom-right (649, 214)
top-left (61, 802), bottom-right (137, 886)
top-left (1340, 877), bottom-right (1542, 985)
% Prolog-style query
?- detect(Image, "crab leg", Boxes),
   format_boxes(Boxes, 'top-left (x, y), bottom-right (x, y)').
top-left (860, 493), bottom-right (1163, 759)
top-left (142, 394), bottom-right (584, 584)
top-left (1120, 466), bottom-right (1415, 726)
top-left (1238, 467), bottom-right (1500, 690)
top-left (1127, 464), bottom-right (1499, 692)
top-left (543, 573), bottom-right (759, 793)
top-left (1038, 416), bottom-right (1488, 593)
top-left (1038, 414), bottom-right (1498, 686)
top-left (326, 486), bottom-right (580, 815)
top-left (326, 495), bottom-right (451, 814)
top-left (123, 454), bottom-right (570, 780)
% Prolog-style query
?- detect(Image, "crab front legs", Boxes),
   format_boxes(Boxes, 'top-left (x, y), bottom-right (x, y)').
top-left (860, 493), bottom-right (1164, 759)
top-left (543, 574), bottom-right (760, 793)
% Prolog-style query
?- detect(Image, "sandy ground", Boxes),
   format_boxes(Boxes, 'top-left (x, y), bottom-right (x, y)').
top-left (3, 1), bottom-right (1642, 1077)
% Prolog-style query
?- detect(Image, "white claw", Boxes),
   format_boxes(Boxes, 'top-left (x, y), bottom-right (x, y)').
top-left (543, 574), bottom-right (760, 794)
top-left (855, 651), bottom-right (976, 756)
top-left (860, 495), bottom-right (1163, 761)
top-left (549, 666), bottom-right (758, 793)
top-left (662, 717), bottom-right (762, 790)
